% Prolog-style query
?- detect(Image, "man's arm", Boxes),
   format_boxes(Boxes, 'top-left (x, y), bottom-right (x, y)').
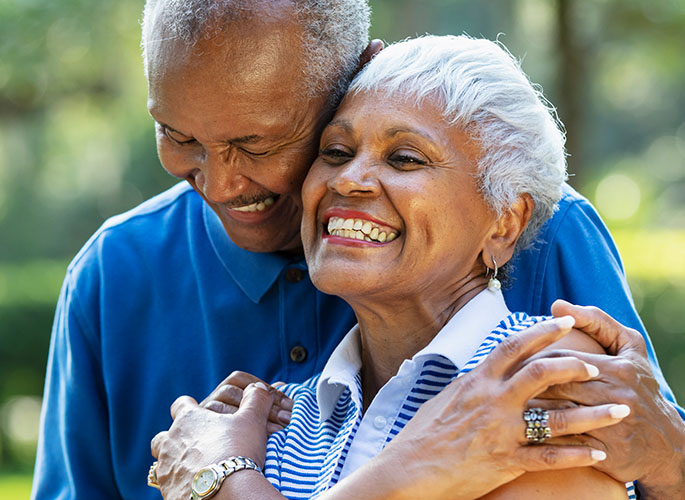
top-left (31, 273), bottom-right (120, 499)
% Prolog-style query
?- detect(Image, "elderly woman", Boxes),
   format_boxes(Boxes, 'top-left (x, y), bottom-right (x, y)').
top-left (156, 36), bottom-right (636, 499)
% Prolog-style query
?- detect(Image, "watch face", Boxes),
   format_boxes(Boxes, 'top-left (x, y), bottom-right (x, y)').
top-left (193, 468), bottom-right (218, 496)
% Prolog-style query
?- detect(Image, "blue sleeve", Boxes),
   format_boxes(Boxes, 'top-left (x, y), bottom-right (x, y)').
top-left (504, 184), bottom-right (683, 419)
top-left (31, 269), bottom-right (122, 499)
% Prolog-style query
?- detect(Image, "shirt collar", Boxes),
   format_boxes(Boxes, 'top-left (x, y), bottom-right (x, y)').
top-left (412, 288), bottom-right (511, 369)
top-left (315, 289), bottom-right (510, 420)
top-left (202, 201), bottom-right (299, 303)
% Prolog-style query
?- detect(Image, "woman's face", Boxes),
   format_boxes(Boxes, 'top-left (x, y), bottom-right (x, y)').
top-left (301, 90), bottom-right (500, 303)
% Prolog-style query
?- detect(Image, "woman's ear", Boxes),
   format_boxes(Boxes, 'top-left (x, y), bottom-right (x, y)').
top-left (483, 194), bottom-right (534, 268)
top-left (355, 39), bottom-right (384, 73)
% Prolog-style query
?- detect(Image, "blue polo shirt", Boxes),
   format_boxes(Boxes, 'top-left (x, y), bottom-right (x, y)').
top-left (31, 182), bottom-right (681, 500)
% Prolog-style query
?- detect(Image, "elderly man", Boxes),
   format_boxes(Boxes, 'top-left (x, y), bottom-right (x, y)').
top-left (31, 0), bottom-right (683, 499)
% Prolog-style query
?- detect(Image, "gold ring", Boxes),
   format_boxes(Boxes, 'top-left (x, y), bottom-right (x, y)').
top-left (147, 461), bottom-right (161, 489)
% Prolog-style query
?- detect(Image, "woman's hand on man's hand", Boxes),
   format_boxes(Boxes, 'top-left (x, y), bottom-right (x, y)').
top-left (150, 375), bottom-right (292, 500)
top-left (360, 316), bottom-right (630, 500)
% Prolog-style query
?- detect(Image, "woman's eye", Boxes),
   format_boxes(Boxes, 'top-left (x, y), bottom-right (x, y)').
top-left (319, 147), bottom-right (353, 164)
top-left (389, 151), bottom-right (427, 169)
top-left (162, 126), bottom-right (195, 145)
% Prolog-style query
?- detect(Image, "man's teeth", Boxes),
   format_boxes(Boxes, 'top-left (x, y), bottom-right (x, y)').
top-left (232, 197), bottom-right (275, 212)
top-left (327, 217), bottom-right (398, 243)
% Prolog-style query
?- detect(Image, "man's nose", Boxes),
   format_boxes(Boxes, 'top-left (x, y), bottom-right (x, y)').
top-left (327, 156), bottom-right (380, 197)
top-left (195, 150), bottom-right (249, 204)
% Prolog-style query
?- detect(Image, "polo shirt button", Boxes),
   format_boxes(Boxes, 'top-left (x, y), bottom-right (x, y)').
top-left (285, 268), bottom-right (304, 283)
top-left (373, 415), bottom-right (387, 429)
top-left (290, 345), bottom-right (308, 363)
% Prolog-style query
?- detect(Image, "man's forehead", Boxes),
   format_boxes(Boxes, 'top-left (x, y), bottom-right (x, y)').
top-left (146, 11), bottom-right (306, 90)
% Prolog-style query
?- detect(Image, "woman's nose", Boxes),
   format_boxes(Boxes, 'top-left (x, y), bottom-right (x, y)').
top-left (194, 150), bottom-right (249, 204)
top-left (327, 156), bottom-right (380, 197)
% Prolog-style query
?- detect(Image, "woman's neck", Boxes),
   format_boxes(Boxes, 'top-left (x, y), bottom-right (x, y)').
top-left (349, 276), bottom-right (488, 412)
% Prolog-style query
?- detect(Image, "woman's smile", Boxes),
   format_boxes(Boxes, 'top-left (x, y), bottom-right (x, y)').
top-left (323, 209), bottom-right (401, 245)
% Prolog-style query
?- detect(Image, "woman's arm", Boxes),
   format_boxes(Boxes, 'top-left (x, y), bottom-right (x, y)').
top-left (478, 327), bottom-right (629, 499)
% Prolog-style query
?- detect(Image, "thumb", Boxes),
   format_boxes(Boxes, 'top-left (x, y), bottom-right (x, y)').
top-left (550, 299), bottom-right (644, 355)
top-left (236, 382), bottom-right (275, 421)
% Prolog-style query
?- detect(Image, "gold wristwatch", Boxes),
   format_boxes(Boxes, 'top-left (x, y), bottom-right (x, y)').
top-left (190, 456), bottom-right (262, 499)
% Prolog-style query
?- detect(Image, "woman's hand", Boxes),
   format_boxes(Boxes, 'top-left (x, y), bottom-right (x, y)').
top-left (151, 382), bottom-right (285, 500)
top-left (345, 316), bottom-right (630, 500)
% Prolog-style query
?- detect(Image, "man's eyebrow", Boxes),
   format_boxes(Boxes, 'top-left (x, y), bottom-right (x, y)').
top-left (231, 135), bottom-right (264, 144)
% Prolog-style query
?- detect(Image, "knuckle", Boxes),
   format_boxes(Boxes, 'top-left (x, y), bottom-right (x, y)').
top-left (526, 360), bottom-right (548, 381)
top-left (499, 334), bottom-right (525, 359)
top-left (227, 370), bottom-right (248, 383)
top-left (540, 446), bottom-right (560, 466)
top-left (549, 410), bottom-right (568, 434)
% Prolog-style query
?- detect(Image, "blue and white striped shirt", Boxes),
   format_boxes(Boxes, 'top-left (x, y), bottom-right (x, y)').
top-left (264, 290), bottom-right (636, 499)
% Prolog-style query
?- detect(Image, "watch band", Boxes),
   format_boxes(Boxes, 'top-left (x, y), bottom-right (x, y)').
top-left (190, 456), bottom-right (263, 500)
top-left (220, 456), bottom-right (263, 476)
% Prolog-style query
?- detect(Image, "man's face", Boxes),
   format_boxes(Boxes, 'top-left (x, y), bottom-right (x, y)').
top-left (146, 10), bottom-right (334, 253)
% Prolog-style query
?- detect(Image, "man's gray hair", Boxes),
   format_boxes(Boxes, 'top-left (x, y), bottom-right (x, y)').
top-left (348, 35), bottom-right (567, 252)
top-left (141, 0), bottom-right (371, 100)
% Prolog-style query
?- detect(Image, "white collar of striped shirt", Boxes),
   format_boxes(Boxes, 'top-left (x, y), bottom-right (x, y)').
top-left (316, 288), bottom-right (511, 421)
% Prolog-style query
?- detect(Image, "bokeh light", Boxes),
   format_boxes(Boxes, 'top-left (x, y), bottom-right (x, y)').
top-left (594, 173), bottom-right (642, 221)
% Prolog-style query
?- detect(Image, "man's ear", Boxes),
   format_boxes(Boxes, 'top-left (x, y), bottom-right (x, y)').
top-left (482, 194), bottom-right (534, 268)
top-left (356, 39), bottom-right (384, 72)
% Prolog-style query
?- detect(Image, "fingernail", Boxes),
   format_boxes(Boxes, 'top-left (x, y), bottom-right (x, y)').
top-left (584, 363), bottom-right (599, 378)
top-left (255, 382), bottom-right (268, 391)
top-left (277, 409), bottom-right (291, 424)
top-left (280, 398), bottom-right (294, 411)
top-left (591, 450), bottom-right (607, 461)
top-left (556, 315), bottom-right (575, 329)
top-left (609, 404), bottom-right (631, 419)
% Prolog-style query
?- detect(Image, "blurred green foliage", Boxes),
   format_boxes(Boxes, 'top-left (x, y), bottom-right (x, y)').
top-left (0, 0), bottom-right (683, 474)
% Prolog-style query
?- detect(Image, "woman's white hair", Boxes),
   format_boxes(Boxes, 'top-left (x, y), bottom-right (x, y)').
top-left (141, 0), bottom-right (370, 100)
top-left (349, 35), bottom-right (567, 252)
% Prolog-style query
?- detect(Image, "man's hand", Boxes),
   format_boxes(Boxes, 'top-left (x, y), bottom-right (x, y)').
top-left (543, 300), bottom-right (685, 499)
top-left (151, 382), bottom-right (277, 500)
top-left (200, 371), bottom-right (292, 434)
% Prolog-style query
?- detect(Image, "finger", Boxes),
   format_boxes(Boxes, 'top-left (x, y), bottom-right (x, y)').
top-left (533, 404), bottom-right (631, 439)
top-left (508, 356), bottom-right (599, 402)
top-left (200, 371), bottom-right (265, 405)
top-left (550, 300), bottom-right (646, 356)
top-left (527, 398), bottom-right (578, 411)
top-left (269, 403), bottom-right (292, 426)
top-left (267, 422), bottom-right (286, 435)
top-left (484, 316), bottom-right (577, 377)
top-left (206, 384), bottom-right (244, 407)
top-left (151, 430), bottom-right (168, 458)
top-left (271, 381), bottom-right (286, 389)
top-left (204, 400), bottom-right (239, 414)
top-left (515, 444), bottom-right (607, 473)
top-left (170, 395), bottom-right (198, 420)
top-left (236, 382), bottom-right (275, 421)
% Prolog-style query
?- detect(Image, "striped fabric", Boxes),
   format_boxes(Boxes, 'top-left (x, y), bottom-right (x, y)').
top-left (264, 312), bottom-right (636, 500)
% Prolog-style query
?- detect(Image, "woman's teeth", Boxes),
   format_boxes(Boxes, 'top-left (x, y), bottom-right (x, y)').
top-left (326, 216), bottom-right (398, 243)
top-left (232, 196), bottom-right (275, 212)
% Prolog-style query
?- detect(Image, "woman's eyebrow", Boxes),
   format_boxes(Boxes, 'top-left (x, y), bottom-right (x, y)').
top-left (326, 119), bottom-right (353, 133)
top-left (386, 126), bottom-right (437, 143)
